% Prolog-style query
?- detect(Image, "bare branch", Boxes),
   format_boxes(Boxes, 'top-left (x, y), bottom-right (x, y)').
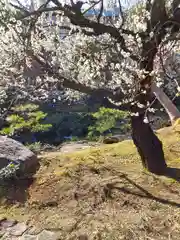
top-left (28, 52), bottom-right (125, 102)
top-left (97, 0), bottom-right (103, 23)
top-left (82, 0), bottom-right (101, 15)
top-left (145, 0), bottom-right (152, 32)
top-left (10, 3), bottom-right (28, 13)
top-left (150, 0), bottom-right (168, 30)
top-left (172, 0), bottom-right (180, 13)
top-left (118, 0), bottom-right (124, 29)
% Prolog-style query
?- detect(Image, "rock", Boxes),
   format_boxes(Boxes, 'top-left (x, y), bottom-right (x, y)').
top-left (0, 136), bottom-right (39, 177)
top-left (27, 226), bottom-right (42, 235)
top-left (19, 234), bottom-right (37, 240)
top-left (0, 219), bottom-right (17, 228)
top-left (8, 222), bottom-right (28, 236)
top-left (0, 230), bottom-right (5, 237)
top-left (103, 135), bottom-right (122, 144)
top-left (103, 137), bottom-right (119, 144)
top-left (37, 230), bottom-right (59, 240)
top-left (1, 232), bottom-right (18, 239)
top-left (103, 134), bottom-right (131, 144)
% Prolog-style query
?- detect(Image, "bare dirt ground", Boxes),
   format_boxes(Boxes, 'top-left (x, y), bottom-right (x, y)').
top-left (58, 141), bottom-right (103, 153)
top-left (0, 126), bottom-right (180, 240)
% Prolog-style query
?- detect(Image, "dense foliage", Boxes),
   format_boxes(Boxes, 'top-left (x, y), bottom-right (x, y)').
top-left (0, 104), bottom-right (52, 143)
top-left (36, 107), bottom-right (130, 144)
top-left (88, 107), bottom-right (130, 139)
top-left (41, 111), bottom-right (94, 143)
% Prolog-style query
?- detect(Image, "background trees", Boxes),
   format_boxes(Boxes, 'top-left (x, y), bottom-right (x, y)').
top-left (1, 0), bottom-right (180, 175)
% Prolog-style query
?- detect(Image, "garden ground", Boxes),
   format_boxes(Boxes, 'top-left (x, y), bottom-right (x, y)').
top-left (0, 124), bottom-right (180, 239)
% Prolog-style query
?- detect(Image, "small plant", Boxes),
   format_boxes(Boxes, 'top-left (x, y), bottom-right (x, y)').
top-left (0, 160), bottom-right (20, 182)
top-left (26, 142), bottom-right (42, 154)
top-left (70, 136), bottom-right (79, 142)
top-left (0, 103), bottom-right (52, 141)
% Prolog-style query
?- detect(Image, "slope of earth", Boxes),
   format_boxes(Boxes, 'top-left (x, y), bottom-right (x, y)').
top-left (0, 125), bottom-right (180, 239)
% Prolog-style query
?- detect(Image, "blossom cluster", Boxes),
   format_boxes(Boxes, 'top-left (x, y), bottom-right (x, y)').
top-left (0, 0), bottom-right (180, 124)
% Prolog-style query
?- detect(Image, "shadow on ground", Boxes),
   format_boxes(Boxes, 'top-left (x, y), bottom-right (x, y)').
top-left (103, 172), bottom-right (180, 208)
top-left (165, 167), bottom-right (180, 181)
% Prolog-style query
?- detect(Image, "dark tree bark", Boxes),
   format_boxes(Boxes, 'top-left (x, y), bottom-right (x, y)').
top-left (102, 95), bottom-right (168, 175)
top-left (131, 113), bottom-right (167, 175)
top-left (130, 0), bottom-right (169, 175)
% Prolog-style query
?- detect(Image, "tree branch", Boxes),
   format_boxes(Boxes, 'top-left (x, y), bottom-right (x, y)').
top-left (150, 0), bottom-right (168, 30)
top-left (17, 4), bottom-right (139, 62)
top-left (97, 0), bottom-right (103, 23)
top-left (28, 53), bottom-right (126, 103)
top-left (140, 0), bottom-right (169, 86)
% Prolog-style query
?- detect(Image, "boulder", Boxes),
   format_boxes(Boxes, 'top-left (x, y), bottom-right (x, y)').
top-left (103, 136), bottom-right (120, 144)
top-left (0, 136), bottom-right (39, 178)
top-left (103, 134), bottom-right (131, 144)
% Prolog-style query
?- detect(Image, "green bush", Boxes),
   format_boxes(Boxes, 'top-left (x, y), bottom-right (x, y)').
top-left (0, 104), bottom-right (52, 139)
top-left (42, 108), bottom-right (130, 143)
top-left (87, 107), bottom-right (130, 139)
top-left (42, 112), bottom-right (94, 141)
top-left (1, 104), bottom-right (130, 145)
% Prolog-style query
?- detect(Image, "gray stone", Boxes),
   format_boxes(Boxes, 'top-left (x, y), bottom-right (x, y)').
top-left (0, 219), bottom-right (17, 228)
top-left (103, 134), bottom-right (130, 144)
top-left (0, 230), bottom-right (5, 237)
top-left (27, 226), bottom-right (41, 235)
top-left (0, 136), bottom-right (39, 177)
top-left (103, 136), bottom-right (121, 144)
top-left (8, 222), bottom-right (28, 236)
top-left (37, 230), bottom-right (59, 240)
top-left (1, 232), bottom-right (18, 239)
top-left (20, 234), bottom-right (37, 240)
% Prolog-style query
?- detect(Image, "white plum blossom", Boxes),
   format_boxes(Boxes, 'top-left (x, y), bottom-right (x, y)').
top-left (0, 0), bottom-right (179, 121)
top-left (130, 112), bottom-right (139, 117)
top-left (143, 117), bottom-right (149, 124)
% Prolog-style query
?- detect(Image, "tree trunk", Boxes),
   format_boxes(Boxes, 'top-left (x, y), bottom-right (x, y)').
top-left (151, 82), bottom-right (180, 124)
top-left (130, 82), bottom-right (180, 175)
top-left (131, 113), bottom-right (167, 175)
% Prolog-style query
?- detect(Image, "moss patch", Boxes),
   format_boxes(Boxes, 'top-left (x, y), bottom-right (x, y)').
top-left (0, 126), bottom-right (180, 239)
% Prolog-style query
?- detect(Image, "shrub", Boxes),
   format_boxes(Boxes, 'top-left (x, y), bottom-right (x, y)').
top-left (41, 112), bottom-right (94, 144)
top-left (87, 107), bottom-right (130, 139)
top-left (0, 104), bottom-right (52, 143)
